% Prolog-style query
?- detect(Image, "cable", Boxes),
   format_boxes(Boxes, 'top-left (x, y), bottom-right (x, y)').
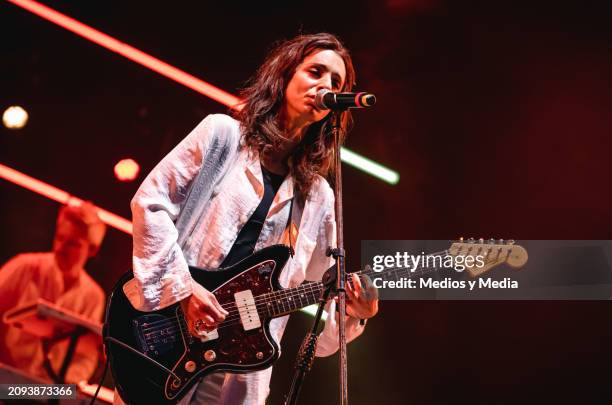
top-left (89, 353), bottom-right (109, 405)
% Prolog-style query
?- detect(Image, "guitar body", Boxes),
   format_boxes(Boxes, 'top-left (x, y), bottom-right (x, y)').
top-left (104, 245), bottom-right (291, 405)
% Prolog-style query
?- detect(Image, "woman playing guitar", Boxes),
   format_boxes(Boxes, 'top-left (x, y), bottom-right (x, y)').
top-left (117, 33), bottom-right (378, 404)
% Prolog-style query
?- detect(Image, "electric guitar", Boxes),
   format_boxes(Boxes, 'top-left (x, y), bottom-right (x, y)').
top-left (104, 240), bottom-right (527, 404)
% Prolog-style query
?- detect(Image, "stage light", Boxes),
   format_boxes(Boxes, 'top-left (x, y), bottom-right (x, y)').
top-left (114, 158), bottom-right (140, 182)
top-left (341, 148), bottom-right (400, 185)
top-left (3, 106), bottom-right (29, 129)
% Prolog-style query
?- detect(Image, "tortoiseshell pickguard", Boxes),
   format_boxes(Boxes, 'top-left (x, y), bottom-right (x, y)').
top-left (105, 245), bottom-right (291, 404)
top-left (165, 260), bottom-right (279, 399)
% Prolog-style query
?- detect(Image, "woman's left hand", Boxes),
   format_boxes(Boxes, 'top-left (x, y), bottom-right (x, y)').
top-left (345, 273), bottom-right (379, 320)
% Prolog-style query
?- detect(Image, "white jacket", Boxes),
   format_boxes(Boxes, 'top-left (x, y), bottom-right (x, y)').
top-left (120, 114), bottom-right (364, 404)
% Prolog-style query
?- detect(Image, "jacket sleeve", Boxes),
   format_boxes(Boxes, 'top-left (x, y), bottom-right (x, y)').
top-left (302, 184), bottom-right (366, 357)
top-left (130, 115), bottom-right (221, 311)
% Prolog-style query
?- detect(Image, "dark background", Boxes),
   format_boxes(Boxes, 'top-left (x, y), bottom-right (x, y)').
top-left (2, 0), bottom-right (612, 403)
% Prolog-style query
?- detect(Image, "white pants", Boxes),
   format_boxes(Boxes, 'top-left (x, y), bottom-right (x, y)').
top-left (112, 368), bottom-right (272, 405)
top-left (187, 368), bottom-right (272, 404)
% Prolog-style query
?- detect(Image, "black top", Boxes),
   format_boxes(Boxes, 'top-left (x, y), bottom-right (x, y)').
top-left (220, 164), bottom-right (285, 267)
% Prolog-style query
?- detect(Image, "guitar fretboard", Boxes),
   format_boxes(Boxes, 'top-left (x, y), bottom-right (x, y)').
top-left (259, 249), bottom-right (454, 318)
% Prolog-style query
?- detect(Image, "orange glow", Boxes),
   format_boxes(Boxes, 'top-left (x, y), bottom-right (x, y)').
top-left (114, 158), bottom-right (140, 182)
top-left (7, 0), bottom-right (242, 109)
top-left (0, 163), bottom-right (133, 234)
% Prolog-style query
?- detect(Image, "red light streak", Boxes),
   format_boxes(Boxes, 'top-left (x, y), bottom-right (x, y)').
top-left (7, 0), bottom-right (241, 109)
top-left (0, 163), bottom-right (133, 235)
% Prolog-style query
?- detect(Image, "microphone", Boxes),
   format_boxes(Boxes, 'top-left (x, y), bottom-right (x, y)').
top-left (314, 89), bottom-right (376, 110)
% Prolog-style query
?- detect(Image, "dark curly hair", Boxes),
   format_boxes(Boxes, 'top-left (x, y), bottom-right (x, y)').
top-left (234, 33), bottom-right (356, 203)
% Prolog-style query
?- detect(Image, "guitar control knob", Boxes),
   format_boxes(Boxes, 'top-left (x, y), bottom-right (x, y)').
top-left (171, 379), bottom-right (181, 388)
top-left (256, 352), bottom-right (264, 360)
top-left (184, 361), bottom-right (196, 373)
top-left (204, 350), bottom-right (216, 362)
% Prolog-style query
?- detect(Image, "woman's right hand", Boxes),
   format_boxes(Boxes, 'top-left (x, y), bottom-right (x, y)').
top-left (180, 282), bottom-right (228, 336)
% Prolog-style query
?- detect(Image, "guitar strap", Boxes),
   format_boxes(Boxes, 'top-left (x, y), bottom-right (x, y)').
top-left (220, 164), bottom-right (292, 268)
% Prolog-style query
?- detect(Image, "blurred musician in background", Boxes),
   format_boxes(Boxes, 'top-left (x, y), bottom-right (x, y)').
top-left (0, 201), bottom-right (106, 384)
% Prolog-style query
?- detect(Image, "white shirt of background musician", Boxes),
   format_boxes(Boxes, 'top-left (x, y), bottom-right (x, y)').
top-left (0, 252), bottom-right (105, 383)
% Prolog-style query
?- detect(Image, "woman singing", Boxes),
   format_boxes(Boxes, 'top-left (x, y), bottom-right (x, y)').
top-left (121, 32), bottom-right (378, 405)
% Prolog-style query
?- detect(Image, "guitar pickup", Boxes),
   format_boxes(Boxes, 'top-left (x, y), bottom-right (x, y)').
top-left (234, 290), bottom-right (261, 331)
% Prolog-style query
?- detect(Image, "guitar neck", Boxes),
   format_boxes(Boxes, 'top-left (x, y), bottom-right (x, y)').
top-left (264, 250), bottom-right (449, 318)
top-left (263, 281), bottom-right (325, 318)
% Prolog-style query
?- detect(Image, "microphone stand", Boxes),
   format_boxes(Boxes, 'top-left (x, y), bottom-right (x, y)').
top-left (285, 110), bottom-right (349, 405)
top-left (329, 109), bottom-right (349, 405)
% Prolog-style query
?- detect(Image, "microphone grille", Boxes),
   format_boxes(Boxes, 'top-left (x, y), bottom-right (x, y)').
top-left (315, 89), bottom-right (332, 110)
top-left (363, 94), bottom-right (376, 107)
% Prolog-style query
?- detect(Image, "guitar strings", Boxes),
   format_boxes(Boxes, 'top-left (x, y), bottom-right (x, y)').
top-left (140, 280), bottom-right (325, 331)
top-left (153, 242), bottom-right (509, 329)
top-left (209, 245), bottom-right (502, 315)
top-left (207, 247), bottom-right (450, 312)
top-left (143, 257), bottom-right (504, 337)
top-left (140, 285), bottom-right (325, 336)
top-left (144, 259), bottom-right (450, 334)
top-left (141, 282), bottom-right (325, 334)
top-left (141, 249), bottom-right (454, 334)
top-left (140, 247), bottom-right (509, 335)
top-left (140, 250), bottom-right (445, 334)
